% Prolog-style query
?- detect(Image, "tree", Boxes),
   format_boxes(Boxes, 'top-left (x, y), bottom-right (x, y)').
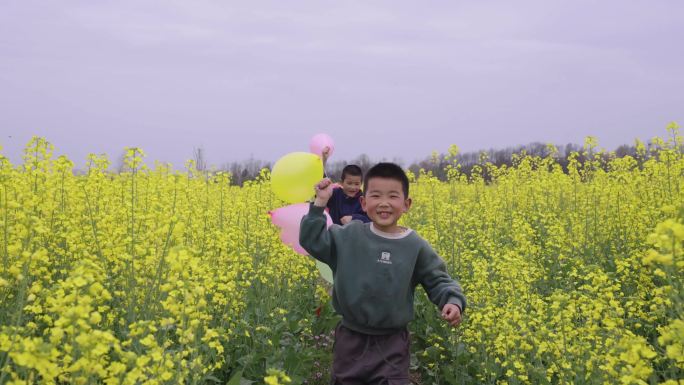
top-left (193, 147), bottom-right (207, 171)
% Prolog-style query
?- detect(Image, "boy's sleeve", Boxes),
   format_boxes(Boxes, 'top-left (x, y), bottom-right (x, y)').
top-left (325, 190), bottom-right (335, 212)
top-left (326, 188), bottom-right (339, 224)
top-left (414, 241), bottom-right (466, 313)
top-left (300, 203), bottom-right (337, 267)
top-left (351, 212), bottom-right (370, 223)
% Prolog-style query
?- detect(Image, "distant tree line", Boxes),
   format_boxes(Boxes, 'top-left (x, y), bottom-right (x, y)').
top-left (25, 129), bottom-right (680, 180)
top-left (212, 140), bottom-right (678, 186)
top-left (406, 142), bottom-right (626, 182)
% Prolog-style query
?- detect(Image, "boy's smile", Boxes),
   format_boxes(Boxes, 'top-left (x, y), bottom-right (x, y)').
top-left (360, 177), bottom-right (411, 233)
top-left (341, 175), bottom-right (362, 198)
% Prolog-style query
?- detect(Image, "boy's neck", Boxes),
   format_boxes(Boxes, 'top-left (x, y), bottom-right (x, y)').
top-left (370, 223), bottom-right (411, 238)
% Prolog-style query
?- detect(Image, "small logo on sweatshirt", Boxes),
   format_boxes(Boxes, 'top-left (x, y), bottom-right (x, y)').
top-left (378, 251), bottom-right (392, 264)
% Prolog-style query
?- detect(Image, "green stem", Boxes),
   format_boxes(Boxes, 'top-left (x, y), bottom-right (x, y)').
top-left (2, 184), bottom-right (8, 270)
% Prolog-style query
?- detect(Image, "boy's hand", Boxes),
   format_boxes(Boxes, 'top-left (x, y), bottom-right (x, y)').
top-left (313, 178), bottom-right (333, 207)
top-left (441, 304), bottom-right (462, 327)
top-left (340, 215), bottom-right (352, 225)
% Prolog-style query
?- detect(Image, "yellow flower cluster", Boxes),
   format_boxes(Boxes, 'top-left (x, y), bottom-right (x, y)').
top-left (263, 368), bottom-right (291, 385)
top-left (0, 138), bottom-right (318, 383)
top-left (403, 124), bottom-right (683, 384)
top-left (0, 126), bottom-right (682, 384)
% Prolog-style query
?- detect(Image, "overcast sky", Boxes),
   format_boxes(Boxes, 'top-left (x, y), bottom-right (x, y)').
top-left (1, 1), bottom-right (682, 169)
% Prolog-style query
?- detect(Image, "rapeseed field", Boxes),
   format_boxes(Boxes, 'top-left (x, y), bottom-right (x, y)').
top-left (0, 126), bottom-right (682, 384)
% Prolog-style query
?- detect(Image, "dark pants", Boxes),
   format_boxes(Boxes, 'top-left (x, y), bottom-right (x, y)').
top-left (331, 323), bottom-right (411, 385)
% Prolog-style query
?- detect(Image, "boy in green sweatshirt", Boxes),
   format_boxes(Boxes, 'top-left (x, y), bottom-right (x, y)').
top-left (300, 162), bottom-right (466, 385)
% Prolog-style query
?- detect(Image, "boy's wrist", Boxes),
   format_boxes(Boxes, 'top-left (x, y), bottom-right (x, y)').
top-left (446, 298), bottom-right (464, 314)
top-left (313, 197), bottom-right (328, 207)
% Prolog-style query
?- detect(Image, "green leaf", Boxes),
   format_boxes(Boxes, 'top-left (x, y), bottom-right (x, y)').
top-left (203, 374), bottom-right (222, 383)
top-left (226, 369), bottom-right (243, 385)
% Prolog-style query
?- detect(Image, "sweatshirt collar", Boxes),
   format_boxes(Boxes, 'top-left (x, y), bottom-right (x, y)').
top-left (370, 223), bottom-right (413, 239)
top-left (340, 189), bottom-right (362, 200)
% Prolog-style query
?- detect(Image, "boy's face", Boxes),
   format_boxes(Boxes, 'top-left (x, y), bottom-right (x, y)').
top-left (360, 177), bottom-right (411, 233)
top-left (341, 175), bottom-right (362, 198)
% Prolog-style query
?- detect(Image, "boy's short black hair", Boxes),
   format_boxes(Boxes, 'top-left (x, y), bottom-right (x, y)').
top-left (363, 162), bottom-right (409, 197)
top-left (341, 164), bottom-right (363, 181)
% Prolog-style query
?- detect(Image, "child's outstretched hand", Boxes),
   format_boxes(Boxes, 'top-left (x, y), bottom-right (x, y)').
top-left (441, 304), bottom-right (462, 327)
top-left (313, 178), bottom-right (334, 207)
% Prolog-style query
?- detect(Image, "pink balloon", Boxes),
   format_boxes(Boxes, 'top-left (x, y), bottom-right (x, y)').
top-left (269, 203), bottom-right (333, 255)
top-left (309, 133), bottom-right (335, 158)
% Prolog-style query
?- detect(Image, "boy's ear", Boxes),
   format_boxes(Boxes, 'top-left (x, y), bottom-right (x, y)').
top-left (360, 195), bottom-right (367, 211)
top-left (403, 197), bottom-right (412, 212)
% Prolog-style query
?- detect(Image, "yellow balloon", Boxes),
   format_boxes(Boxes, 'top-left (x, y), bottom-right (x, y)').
top-left (271, 152), bottom-right (323, 203)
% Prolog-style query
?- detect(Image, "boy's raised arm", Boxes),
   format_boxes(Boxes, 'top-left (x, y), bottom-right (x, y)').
top-left (299, 179), bottom-right (337, 266)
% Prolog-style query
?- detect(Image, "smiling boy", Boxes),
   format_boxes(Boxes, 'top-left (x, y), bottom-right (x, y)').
top-left (300, 162), bottom-right (466, 385)
top-left (326, 165), bottom-right (370, 225)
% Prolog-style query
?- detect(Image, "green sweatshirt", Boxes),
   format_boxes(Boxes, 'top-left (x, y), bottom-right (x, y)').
top-left (300, 204), bottom-right (467, 335)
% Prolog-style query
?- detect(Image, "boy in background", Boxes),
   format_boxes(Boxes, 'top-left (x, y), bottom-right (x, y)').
top-left (326, 164), bottom-right (369, 225)
top-left (321, 147), bottom-right (369, 225)
top-left (300, 162), bottom-right (466, 384)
